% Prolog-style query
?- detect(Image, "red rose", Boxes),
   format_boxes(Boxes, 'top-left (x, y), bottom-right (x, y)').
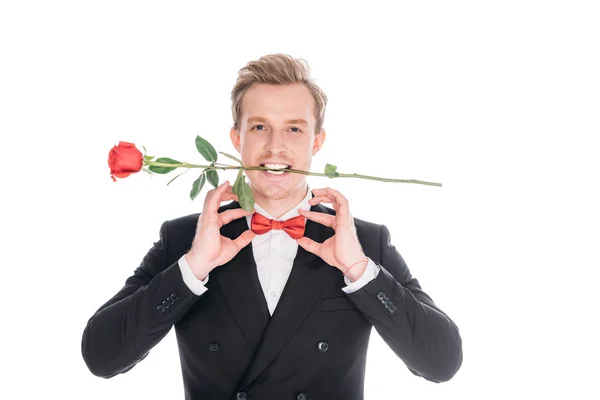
top-left (108, 141), bottom-right (143, 182)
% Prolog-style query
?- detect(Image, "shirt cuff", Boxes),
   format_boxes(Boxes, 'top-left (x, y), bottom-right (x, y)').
top-left (342, 258), bottom-right (380, 294)
top-left (178, 254), bottom-right (209, 296)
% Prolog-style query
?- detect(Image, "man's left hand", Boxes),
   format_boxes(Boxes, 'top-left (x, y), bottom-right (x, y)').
top-left (296, 187), bottom-right (368, 281)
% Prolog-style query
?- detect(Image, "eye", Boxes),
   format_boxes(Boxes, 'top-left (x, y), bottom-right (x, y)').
top-left (289, 127), bottom-right (302, 133)
top-left (252, 125), bottom-right (265, 131)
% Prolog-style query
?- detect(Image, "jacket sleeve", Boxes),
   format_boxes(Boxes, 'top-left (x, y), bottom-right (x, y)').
top-left (346, 224), bottom-right (463, 383)
top-left (81, 219), bottom-right (202, 378)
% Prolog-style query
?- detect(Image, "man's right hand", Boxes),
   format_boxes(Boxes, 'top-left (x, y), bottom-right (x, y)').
top-left (185, 181), bottom-right (256, 280)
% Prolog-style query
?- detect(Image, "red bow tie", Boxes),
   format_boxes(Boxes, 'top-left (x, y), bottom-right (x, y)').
top-left (250, 212), bottom-right (306, 239)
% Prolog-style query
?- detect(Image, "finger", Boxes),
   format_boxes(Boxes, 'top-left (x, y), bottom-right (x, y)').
top-left (310, 188), bottom-right (341, 206)
top-left (312, 187), bottom-right (345, 200)
top-left (296, 236), bottom-right (322, 257)
top-left (312, 187), bottom-right (349, 220)
top-left (298, 209), bottom-right (334, 228)
top-left (205, 181), bottom-right (231, 213)
top-left (220, 191), bottom-right (239, 203)
top-left (200, 193), bottom-right (239, 226)
top-left (309, 195), bottom-right (342, 217)
top-left (221, 187), bottom-right (241, 205)
top-left (232, 229), bottom-right (256, 250)
top-left (308, 195), bottom-right (333, 204)
top-left (201, 189), bottom-right (240, 226)
top-left (310, 187), bottom-right (329, 196)
top-left (218, 208), bottom-right (253, 227)
top-left (204, 181), bottom-right (229, 204)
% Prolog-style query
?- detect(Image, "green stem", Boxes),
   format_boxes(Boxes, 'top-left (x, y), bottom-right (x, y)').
top-left (144, 161), bottom-right (442, 187)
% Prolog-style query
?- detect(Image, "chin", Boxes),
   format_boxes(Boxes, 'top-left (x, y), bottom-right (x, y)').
top-left (253, 183), bottom-right (293, 200)
top-left (247, 171), bottom-right (303, 201)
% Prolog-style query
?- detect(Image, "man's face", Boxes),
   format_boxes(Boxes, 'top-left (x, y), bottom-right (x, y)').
top-left (230, 83), bottom-right (326, 201)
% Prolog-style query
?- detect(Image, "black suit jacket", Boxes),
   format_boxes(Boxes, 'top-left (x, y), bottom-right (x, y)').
top-left (82, 200), bottom-right (462, 400)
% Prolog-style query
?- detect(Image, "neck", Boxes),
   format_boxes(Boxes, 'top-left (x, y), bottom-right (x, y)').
top-left (252, 183), bottom-right (308, 219)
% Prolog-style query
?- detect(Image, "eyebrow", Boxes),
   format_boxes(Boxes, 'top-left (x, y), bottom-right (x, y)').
top-left (247, 116), bottom-right (308, 125)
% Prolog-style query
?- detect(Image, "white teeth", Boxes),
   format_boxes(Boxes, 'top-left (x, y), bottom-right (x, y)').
top-left (261, 163), bottom-right (290, 176)
top-left (263, 163), bottom-right (289, 170)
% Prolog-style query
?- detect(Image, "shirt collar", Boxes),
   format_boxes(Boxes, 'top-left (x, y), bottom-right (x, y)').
top-left (253, 183), bottom-right (312, 221)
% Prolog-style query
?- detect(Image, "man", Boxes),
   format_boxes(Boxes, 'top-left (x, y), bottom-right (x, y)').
top-left (82, 54), bottom-right (462, 400)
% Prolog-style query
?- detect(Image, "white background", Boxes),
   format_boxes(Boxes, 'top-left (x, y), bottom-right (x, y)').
top-left (1, 1), bottom-right (599, 399)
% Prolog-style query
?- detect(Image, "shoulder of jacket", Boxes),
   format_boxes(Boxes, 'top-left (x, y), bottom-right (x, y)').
top-left (166, 200), bottom-right (239, 229)
top-left (353, 216), bottom-right (382, 234)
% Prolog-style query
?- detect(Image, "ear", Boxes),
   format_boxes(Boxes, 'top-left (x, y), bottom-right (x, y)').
top-left (312, 128), bottom-right (326, 156)
top-left (230, 127), bottom-right (241, 153)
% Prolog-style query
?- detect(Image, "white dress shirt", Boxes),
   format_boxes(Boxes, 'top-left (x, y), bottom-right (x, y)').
top-left (178, 185), bottom-right (380, 316)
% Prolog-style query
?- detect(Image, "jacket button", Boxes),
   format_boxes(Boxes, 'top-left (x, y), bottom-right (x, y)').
top-left (317, 341), bottom-right (328, 352)
top-left (297, 393), bottom-right (307, 400)
top-left (162, 300), bottom-right (170, 309)
top-left (209, 342), bottom-right (220, 352)
top-left (235, 392), bottom-right (246, 400)
top-left (156, 305), bottom-right (165, 313)
top-left (377, 292), bottom-right (385, 300)
top-left (170, 293), bottom-right (179, 301)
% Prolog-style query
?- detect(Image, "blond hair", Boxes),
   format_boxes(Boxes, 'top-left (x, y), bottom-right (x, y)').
top-left (231, 53), bottom-right (327, 134)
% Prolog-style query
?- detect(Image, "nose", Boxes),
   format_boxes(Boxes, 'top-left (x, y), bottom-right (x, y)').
top-left (264, 130), bottom-right (287, 154)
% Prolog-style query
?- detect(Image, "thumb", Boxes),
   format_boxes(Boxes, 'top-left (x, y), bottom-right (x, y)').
top-left (297, 237), bottom-right (321, 256)
top-left (233, 229), bottom-right (256, 250)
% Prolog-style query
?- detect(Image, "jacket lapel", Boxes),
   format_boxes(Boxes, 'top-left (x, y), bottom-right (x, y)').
top-left (237, 201), bottom-right (338, 389)
top-left (214, 201), bottom-right (271, 352)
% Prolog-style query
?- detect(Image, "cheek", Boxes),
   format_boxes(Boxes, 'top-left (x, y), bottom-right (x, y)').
top-left (291, 136), bottom-right (313, 150)
top-left (239, 137), bottom-right (261, 160)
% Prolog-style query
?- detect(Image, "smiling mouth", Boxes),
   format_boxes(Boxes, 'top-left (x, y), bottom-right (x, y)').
top-left (259, 163), bottom-right (292, 170)
top-left (259, 163), bottom-right (292, 175)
